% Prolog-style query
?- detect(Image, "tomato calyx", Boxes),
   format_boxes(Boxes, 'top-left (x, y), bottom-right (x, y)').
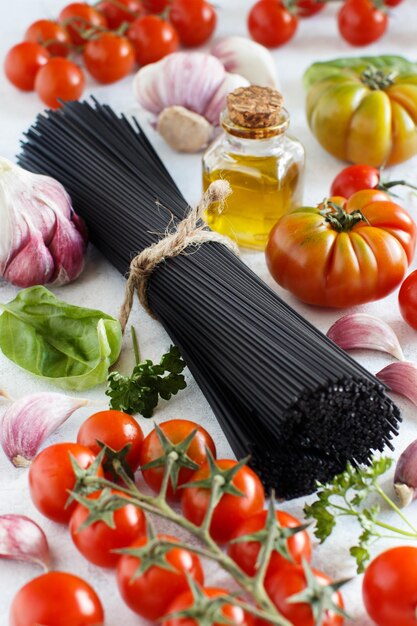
top-left (230, 498), bottom-right (310, 567)
top-left (118, 523), bottom-right (179, 575)
top-left (141, 422), bottom-right (200, 492)
top-left (360, 66), bottom-right (397, 90)
top-left (287, 561), bottom-right (351, 625)
top-left (67, 448), bottom-right (105, 505)
top-left (182, 450), bottom-right (247, 500)
top-left (320, 200), bottom-right (369, 233)
top-left (165, 578), bottom-right (238, 626)
top-left (97, 440), bottom-right (135, 481)
top-left (71, 487), bottom-right (132, 530)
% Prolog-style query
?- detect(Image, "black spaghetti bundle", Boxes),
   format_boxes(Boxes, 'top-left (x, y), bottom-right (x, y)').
top-left (18, 99), bottom-right (401, 499)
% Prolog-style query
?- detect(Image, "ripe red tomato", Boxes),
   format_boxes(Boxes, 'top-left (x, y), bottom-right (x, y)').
top-left (163, 587), bottom-right (254, 626)
top-left (296, 0), bottom-right (325, 17)
top-left (4, 42), bottom-right (50, 91)
top-left (363, 547), bottom-right (417, 626)
top-left (28, 442), bottom-right (103, 523)
top-left (127, 15), bottom-right (179, 66)
top-left (399, 270), bottom-right (417, 330)
top-left (140, 419), bottom-right (216, 500)
top-left (69, 488), bottom-right (146, 567)
top-left (338, 0), bottom-right (388, 46)
top-left (142, 0), bottom-right (170, 11)
top-left (59, 2), bottom-right (108, 46)
top-left (116, 534), bottom-right (204, 620)
top-left (77, 409), bottom-right (144, 476)
top-left (181, 459), bottom-right (265, 543)
top-left (228, 510), bottom-right (312, 577)
top-left (384, 0), bottom-right (402, 5)
top-left (35, 58), bottom-right (85, 109)
top-left (330, 164), bottom-right (381, 197)
top-left (248, 0), bottom-right (298, 48)
top-left (97, 0), bottom-right (143, 29)
top-left (262, 565), bottom-right (345, 626)
top-left (9, 572), bottom-right (104, 626)
top-left (24, 20), bottom-right (72, 57)
top-left (170, 0), bottom-right (217, 47)
top-left (83, 33), bottom-right (135, 84)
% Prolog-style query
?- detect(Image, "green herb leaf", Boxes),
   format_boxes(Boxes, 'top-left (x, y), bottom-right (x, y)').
top-left (0, 286), bottom-right (122, 391)
top-left (106, 345), bottom-right (186, 417)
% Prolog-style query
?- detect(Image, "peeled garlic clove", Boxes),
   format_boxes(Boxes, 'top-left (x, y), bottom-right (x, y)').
top-left (0, 514), bottom-right (50, 571)
top-left (1, 392), bottom-right (88, 467)
top-left (327, 314), bottom-right (404, 361)
top-left (211, 36), bottom-right (279, 88)
top-left (157, 106), bottom-right (213, 153)
top-left (376, 362), bottom-right (417, 406)
top-left (0, 158), bottom-right (87, 288)
top-left (394, 440), bottom-right (417, 508)
top-left (204, 72), bottom-right (250, 126)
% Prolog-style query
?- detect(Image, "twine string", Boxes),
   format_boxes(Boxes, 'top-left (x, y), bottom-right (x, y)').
top-left (119, 180), bottom-right (237, 332)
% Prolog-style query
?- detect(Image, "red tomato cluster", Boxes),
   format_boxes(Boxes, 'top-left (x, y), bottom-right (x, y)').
top-left (4, 0), bottom-right (217, 109)
top-left (10, 408), bottom-right (348, 626)
top-left (247, 0), bottom-right (403, 48)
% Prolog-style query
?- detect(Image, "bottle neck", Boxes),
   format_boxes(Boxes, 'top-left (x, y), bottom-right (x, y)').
top-left (219, 107), bottom-right (291, 156)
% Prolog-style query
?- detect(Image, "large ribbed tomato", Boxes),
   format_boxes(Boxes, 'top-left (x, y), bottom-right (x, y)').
top-left (266, 190), bottom-right (416, 308)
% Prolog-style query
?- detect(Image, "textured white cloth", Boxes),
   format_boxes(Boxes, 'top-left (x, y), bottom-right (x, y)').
top-left (1, 0), bottom-right (417, 623)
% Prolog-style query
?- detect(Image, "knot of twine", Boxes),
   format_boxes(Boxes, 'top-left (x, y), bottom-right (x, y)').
top-left (119, 180), bottom-right (237, 332)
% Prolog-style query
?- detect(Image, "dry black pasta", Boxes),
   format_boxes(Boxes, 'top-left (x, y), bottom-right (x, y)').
top-left (18, 98), bottom-right (401, 499)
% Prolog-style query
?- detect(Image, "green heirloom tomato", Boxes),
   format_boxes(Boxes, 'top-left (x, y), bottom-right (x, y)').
top-left (304, 55), bottom-right (417, 167)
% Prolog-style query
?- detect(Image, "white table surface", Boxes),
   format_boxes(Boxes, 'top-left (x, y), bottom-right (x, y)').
top-left (2, 1), bottom-right (417, 623)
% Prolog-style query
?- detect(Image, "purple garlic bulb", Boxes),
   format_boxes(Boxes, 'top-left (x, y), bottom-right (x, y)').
top-left (0, 158), bottom-right (87, 287)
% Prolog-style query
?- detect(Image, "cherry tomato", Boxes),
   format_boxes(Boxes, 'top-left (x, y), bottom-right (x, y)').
top-left (127, 15), bottom-right (179, 66)
top-left (140, 419), bottom-right (216, 500)
top-left (35, 58), bottom-right (85, 109)
top-left (363, 547), bottom-right (417, 626)
top-left (4, 42), bottom-right (49, 91)
top-left (296, 0), bottom-right (325, 17)
top-left (83, 33), bottom-right (135, 84)
top-left (261, 565), bottom-right (345, 626)
top-left (77, 409), bottom-right (144, 477)
top-left (248, 0), bottom-right (298, 48)
top-left (399, 270), bottom-right (417, 330)
top-left (69, 488), bottom-right (146, 567)
top-left (181, 459), bottom-right (265, 543)
top-left (9, 571), bottom-right (104, 626)
top-left (117, 534), bottom-right (204, 620)
top-left (142, 0), bottom-right (170, 11)
top-left (330, 164), bottom-right (381, 197)
top-left (163, 587), bottom-right (254, 626)
top-left (28, 442), bottom-right (103, 523)
top-left (338, 0), bottom-right (388, 46)
top-left (170, 0), bottom-right (217, 47)
top-left (24, 20), bottom-right (72, 57)
top-left (384, 0), bottom-right (402, 5)
top-left (228, 510), bottom-right (312, 577)
top-left (59, 2), bottom-right (108, 46)
top-left (97, 0), bottom-right (143, 29)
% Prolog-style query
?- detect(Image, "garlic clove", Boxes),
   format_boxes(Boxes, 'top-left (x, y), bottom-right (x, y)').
top-left (327, 314), bottom-right (405, 361)
top-left (157, 106), bottom-right (214, 153)
top-left (0, 514), bottom-right (50, 571)
top-left (1, 392), bottom-right (89, 467)
top-left (204, 72), bottom-right (250, 126)
top-left (376, 361), bottom-right (417, 406)
top-left (394, 440), bottom-right (417, 508)
top-left (211, 36), bottom-right (279, 89)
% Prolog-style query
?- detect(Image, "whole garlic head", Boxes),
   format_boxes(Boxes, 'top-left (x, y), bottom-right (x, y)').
top-left (0, 158), bottom-right (87, 288)
top-left (211, 36), bottom-right (279, 89)
top-left (133, 52), bottom-right (249, 152)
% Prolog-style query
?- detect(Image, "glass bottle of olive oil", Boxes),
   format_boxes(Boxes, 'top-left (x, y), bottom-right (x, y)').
top-left (202, 86), bottom-right (305, 250)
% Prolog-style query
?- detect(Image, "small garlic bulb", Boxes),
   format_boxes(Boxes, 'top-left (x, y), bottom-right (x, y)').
top-left (0, 158), bottom-right (87, 287)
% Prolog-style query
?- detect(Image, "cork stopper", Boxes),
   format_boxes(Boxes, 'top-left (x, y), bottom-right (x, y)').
top-left (227, 86), bottom-right (284, 129)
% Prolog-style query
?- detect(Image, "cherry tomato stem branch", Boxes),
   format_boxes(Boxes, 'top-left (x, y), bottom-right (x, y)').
top-left (381, 179), bottom-right (417, 192)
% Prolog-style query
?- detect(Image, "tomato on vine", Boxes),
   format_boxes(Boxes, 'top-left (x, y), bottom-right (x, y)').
top-left (248, 0), bottom-right (298, 48)
top-left (97, 0), bottom-right (143, 29)
top-left (83, 33), bottom-right (135, 84)
top-left (170, 0), bottom-right (217, 47)
top-left (35, 58), bottom-right (85, 109)
top-left (4, 42), bottom-right (49, 91)
top-left (24, 20), bottom-right (72, 57)
top-left (330, 164), bottom-right (417, 198)
top-left (127, 15), bottom-right (179, 66)
top-left (59, 2), bottom-right (108, 46)
top-left (338, 0), bottom-right (388, 46)
top-left (296, 0), bottom-right (325, 17)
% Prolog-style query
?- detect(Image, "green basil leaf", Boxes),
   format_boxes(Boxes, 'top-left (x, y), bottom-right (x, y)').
top-left (0, 286), bottom-right (122, 391)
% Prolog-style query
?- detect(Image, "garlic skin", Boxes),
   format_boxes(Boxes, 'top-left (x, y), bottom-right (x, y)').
top-left (1, 392), bottom-right (88, 467)
top-left (394, 440), bottom-right (417, 508)
top-left (376, 361), bottom-right (417, 406)
top-left (133, 52), bottom-right (249, 148)
top-left (211, 36), bottom-right (279, 89)
top-left (0, 158), bottom-right (87, 288)
top-left (327, 314), bottom-right (405, 361)
top-left (0, 514), bottom-right (50, 571)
